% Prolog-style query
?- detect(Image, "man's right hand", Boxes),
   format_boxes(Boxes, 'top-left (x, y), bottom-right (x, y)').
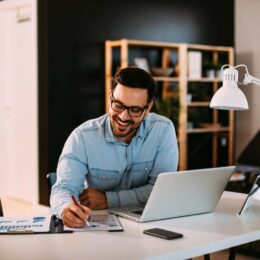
top-left (62, 203), bottom-right (91, 228)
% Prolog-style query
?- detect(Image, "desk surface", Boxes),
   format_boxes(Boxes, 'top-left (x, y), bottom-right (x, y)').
top-left (1, 192), bottom-right (260, 260)
top-left (1, 197), bottom-right (50, 216)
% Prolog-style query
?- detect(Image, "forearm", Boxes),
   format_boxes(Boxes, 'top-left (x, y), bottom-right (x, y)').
top-left (50, 187), bottom-right (72, 219)
top-left (50, 179), bottom-right (85, 218)
top-left (51, 130), bottom-right (88, 218)
top-left (105, 177), bottom-right (156, 208)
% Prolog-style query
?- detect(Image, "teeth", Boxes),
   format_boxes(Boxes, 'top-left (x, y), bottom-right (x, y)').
top-left (119, 121), bottom-right (128, 126)
top-left (117, 119), bottom-right (129, 126)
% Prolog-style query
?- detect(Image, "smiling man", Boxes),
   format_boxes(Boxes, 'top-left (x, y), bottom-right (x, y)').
top-left (50, 67), bottom-right (178, 228)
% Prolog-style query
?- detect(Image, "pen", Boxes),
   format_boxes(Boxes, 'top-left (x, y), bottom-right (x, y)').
top-left (70, 193), bottom-right (90, 227)
top-left (71, 193), bottom-right (80, 207)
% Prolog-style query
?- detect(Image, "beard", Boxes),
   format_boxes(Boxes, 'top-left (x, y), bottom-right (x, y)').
top-left (110, 115), bottom-right (140, 141)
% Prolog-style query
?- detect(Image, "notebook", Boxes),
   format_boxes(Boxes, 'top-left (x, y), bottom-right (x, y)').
top-left (109, 166), bottom-right (235, 222)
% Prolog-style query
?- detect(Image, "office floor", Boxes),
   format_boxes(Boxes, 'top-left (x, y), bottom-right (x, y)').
top-left (194, 250), bottom-right (259, 260)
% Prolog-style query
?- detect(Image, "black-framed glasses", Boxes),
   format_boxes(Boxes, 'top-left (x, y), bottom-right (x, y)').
top-left (110, 94), bottom-right (149, 117)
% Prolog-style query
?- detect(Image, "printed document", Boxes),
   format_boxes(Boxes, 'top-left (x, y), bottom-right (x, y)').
top-left (0, 216), bottom-right (51, 233)
top-left (64, 213), bottom-right (123, 231)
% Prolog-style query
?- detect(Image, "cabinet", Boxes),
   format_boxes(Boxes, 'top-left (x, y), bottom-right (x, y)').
top-left (105, 39), bottom-right (234, 170)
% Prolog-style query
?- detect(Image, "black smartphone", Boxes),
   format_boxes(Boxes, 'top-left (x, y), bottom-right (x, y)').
top-left (143, 228), bottom-right (183, 240)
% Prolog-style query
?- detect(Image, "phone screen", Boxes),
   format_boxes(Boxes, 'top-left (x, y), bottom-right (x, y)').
top-left (143, 228), bottom-right (183, 240)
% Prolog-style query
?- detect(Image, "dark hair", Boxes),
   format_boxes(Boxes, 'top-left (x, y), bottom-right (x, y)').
top-left (112, 67), bottom-right (155, 102)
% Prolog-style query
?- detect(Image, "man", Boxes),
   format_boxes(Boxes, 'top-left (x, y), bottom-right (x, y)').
top-left (50, 67), bottom-right (178, 228)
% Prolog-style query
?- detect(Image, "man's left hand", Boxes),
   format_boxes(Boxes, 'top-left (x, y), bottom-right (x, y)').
top-left (79, 188), bottom-right (108, 209)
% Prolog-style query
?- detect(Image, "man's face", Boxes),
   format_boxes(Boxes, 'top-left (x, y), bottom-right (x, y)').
top-left (108, 83), bottom-right (153, 143)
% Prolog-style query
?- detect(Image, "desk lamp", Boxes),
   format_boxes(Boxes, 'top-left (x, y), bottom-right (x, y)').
top-left (210, 64), bottom-right (260, 110)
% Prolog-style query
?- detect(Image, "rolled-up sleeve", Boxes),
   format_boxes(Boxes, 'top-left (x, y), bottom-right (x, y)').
top-left (50, 130), bottom-right (88, 218)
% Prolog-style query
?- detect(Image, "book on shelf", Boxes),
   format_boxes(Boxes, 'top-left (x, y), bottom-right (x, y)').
top-left (188, 51), bottom-right (202, 79)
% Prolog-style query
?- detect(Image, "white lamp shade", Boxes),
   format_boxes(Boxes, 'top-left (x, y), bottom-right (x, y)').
top-left (210, 66), bottom-right (249, 110)
top-left (210, 85), bottom-right (249, 110)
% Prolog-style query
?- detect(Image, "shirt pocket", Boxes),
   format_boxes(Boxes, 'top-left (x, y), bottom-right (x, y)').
top-left (88, 168), bottom-right (120, 191)
top-left (131, 160), bottom-right (154, 187)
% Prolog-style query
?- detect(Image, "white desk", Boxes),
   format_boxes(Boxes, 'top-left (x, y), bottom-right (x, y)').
top-left (1, 197), bottom-right (50, 216)
top-left (0, 192), bottom-right (260, 260)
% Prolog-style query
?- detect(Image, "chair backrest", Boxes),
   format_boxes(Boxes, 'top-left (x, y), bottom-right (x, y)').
top-left (46, 172), bottom-right (57, 197)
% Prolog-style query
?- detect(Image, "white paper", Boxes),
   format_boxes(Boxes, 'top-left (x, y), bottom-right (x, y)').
top-left (238, 177), bottom-right (260, 215)
top-left (64, 213), bottom-right (122, 231)
top-left (239, 193), bottom-right (255, 215)
top-left (252, 187), bottom-right (260, 201)
top-left (0, 216), bottom-right (51, 233)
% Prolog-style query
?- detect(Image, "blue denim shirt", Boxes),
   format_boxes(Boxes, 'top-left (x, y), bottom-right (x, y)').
top-left (50, 113), bottom-right (178, 218)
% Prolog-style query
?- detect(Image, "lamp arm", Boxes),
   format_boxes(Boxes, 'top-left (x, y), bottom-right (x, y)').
top-left (220, 63), bottom-right (260, 86)
top-left (243, 74), bottom-right (260, 86)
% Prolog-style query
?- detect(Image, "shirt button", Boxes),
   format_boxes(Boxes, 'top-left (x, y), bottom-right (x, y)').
top-left (145, 167), bottom-right (148, 171)
top-left (102, 175), bottom-right (106, 180)
top-left (128, 146), bottom-right (132, 150)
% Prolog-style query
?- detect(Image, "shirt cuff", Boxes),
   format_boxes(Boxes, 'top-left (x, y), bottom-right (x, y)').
top-left (56, 202), bottom-right (71, 219)
top-left (106, 191), bottom-right (120, 208)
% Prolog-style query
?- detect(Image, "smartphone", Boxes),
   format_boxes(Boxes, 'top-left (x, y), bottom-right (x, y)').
top-left (143, 228), bottom-right (183, 240)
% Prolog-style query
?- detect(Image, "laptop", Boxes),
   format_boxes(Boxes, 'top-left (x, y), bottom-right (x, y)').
top-left (109, 166), bottom-right (235, 222)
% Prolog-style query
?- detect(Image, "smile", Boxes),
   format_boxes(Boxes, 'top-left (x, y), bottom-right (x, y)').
top-left (116, 118), bottom-right (132, 127)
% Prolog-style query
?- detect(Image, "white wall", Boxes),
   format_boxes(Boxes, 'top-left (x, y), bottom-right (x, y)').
top-left (0, 0), bottom-right (38, 203)
top-left (235, 0), bottom-right (260, 158)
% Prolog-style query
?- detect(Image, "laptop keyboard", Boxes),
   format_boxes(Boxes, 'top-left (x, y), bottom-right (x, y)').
top-left (131, 210), bottom-right (143, 215)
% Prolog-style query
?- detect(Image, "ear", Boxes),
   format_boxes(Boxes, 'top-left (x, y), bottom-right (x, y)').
top-left (144, 100), bottom-right (153, 116)
top-left (108, 90), bottom-right (113, 102)
top-left (108, 89), bottom-right (112, 98)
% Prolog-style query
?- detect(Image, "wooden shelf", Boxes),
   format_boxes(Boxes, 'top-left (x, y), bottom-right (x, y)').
top-left (188, 78), bottom-right (223, 83)
top-left (187, 127), bottom-right (230, 134)
top-left (122, 39), bottom-right (181, 48)
top-left (105, 39), bottom-right (234, 170)
top-left (188, 102), bottom-right (210, 107)
top-left (153, 76), bottom-right (179, 82)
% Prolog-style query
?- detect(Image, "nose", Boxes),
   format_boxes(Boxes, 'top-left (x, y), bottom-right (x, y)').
top-left (118, 108), bottom-right (131, 120)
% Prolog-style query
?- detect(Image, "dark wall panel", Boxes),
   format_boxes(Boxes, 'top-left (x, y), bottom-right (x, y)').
top-left (39, 0), bottom-right (234, 204)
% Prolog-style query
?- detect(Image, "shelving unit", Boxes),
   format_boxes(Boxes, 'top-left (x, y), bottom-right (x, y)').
top-left (105, 39), bottom-right (234, 170)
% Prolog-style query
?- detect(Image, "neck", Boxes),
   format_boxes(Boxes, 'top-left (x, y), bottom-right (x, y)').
top-left (117, 128), bottom-right (137, 144)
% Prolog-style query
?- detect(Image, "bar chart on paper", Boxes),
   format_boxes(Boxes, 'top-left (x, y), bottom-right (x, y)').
top-left (0, 216), bottom-right (51, 233)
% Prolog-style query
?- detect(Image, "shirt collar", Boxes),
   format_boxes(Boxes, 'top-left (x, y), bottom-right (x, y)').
top-left (104, 115), bottom-right (116, 143)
